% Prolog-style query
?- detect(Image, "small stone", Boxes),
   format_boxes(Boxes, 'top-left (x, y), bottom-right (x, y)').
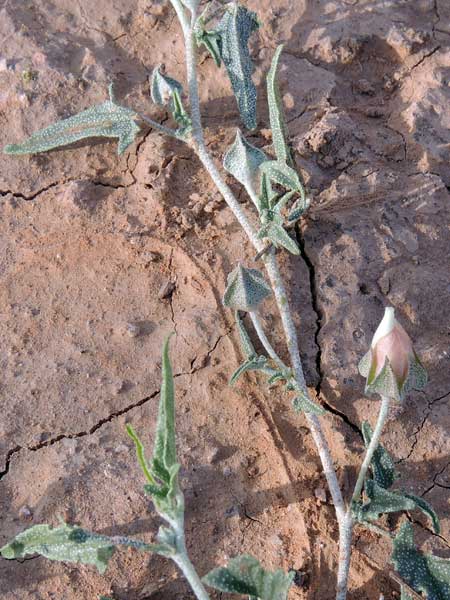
top-left (180, 208), bottom-right (195, 229)
top-left (222, 466), bottom-right (232, 477)
top-left (18, 505), bottom-right (33, 522)
top-left (126, 322), bottom-right (142, 337)
top-left (158, 279), bottom-right (175, 300)
top-left (314, 487), bottom-right (327, 503)
top-left (378, 272), bottom-right (391, 295)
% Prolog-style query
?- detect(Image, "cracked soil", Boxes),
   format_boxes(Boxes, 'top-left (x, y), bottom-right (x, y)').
top-left (1, 1), bottom-right (450, 599)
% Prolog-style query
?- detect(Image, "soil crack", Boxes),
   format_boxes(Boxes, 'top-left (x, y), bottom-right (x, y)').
top-left (295, 224), bottom-right (362, 437)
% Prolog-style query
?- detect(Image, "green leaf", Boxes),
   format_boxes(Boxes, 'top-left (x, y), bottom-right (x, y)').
top-left (235, 311), bottom-right (257, 358)
top-left (292, 392), bottom-right (325, 415)
top-left (359, 481), bottom-right (440, 533)
top-left (267, 45), bottom-right (292, 166)
top-left (260, 160), bottom-right (302, 192)
top-left (216, 4), bottom-right (259, 130)
top-left (203, 555), bottom-right (294, 600)
top-left (126, 423), bottom-right (155, 485)
top-left (195, 23), bottom-right (222, 66)
top-left (361, 421), bottom-right (396, 489)
top-left (223, 264), bottom-right (272, 312)
top-left (0, 524), bottom-right (115, 574)
top-left (153, 335), bottom-right (177, 470)
top-left (257, 220), bottom-right (299, 255)
top-left (230, 355), bottom-right (270, 385)
top-left (4, 85), bottom-right (140, 156)
top-left (150, 68), bottom-right (191, 134)
top-left (223, 129), bottom-right (267, 190)
top-left (151, 66), bottom-right (183, 110)
top-left (392, 522), bottom-right (450, 600)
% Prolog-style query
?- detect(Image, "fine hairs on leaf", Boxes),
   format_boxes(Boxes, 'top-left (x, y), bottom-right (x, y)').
top-left (2, 2), bottom-right (444, 600)
top-left (4, 85), bottom-right (141, 156)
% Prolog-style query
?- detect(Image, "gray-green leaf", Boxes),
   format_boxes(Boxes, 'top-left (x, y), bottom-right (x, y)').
top-left (4, 85), bottom-right (140, 156)
top-left (257, 220), bottom-right (299, 256)
top-left (359, 480), bottom-right (440, 533)
top-left (292, 392), bottom-right (325, 415)
top-left (151, 66), bottom-right (183, 111)
top-left (361, 421), bottom-right (396, 489)
top-left (153, 335), bottom-right (177, 471)
top-left (223, 129), bottom-right (267, 190)
top-left (267, 45), bottom-right (291, 166)
top-left (230, 355), bottom-right (270, 385)
top-left (235, 311), bottom-right (257, 358)
top-left (392, 522), bottom-right (450, 600)
top-left (260, 160), bottom-right (302, 193)
top-left (203, 555), bottom-right (294, 600)
top-left (223, 264), bottom-right (271, 312)
top-left (0, 524), bottom-right (115, 574)
top-left (216, 4), bottom-right (259, 130)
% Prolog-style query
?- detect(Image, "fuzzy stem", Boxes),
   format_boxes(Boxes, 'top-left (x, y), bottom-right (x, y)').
top-left (352, 395), bottom-right (390, 504)
top-left (249, 311), bottom-right (286, 370)
top-left (336, 394), bottom-right (391, 600)
top-left (138, 114), bottom-right (186, 140)
top-left (171, 6), bottom-right (348, 596)
top-left (172, 531), bottom-right (211, 600)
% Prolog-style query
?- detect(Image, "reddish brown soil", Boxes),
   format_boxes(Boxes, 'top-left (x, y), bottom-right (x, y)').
top-left (1, 1), bottom-right (449, 599)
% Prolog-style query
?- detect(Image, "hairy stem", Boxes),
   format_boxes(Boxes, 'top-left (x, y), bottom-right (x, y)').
top-left (336, 394), bottom-right (391, 600)
top-left (249, 311), bottom-right (287, 370)
top-left (173, 541), bottom-right (211, 600)
top-left (352, 395), bottom-right (390, 503)
top-left (170, 2), bottom-right (347, 595)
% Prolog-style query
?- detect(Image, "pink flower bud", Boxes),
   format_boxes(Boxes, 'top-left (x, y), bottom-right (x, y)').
top-left (359, 307), bottom-right (427, 401)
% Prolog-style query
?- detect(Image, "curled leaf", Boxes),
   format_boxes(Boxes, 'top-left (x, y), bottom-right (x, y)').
top-left (216, 4), bottom-right (259, 130)
top-left (4, 85), bottom-right (140, 156)
top-left (223, 129), bottom-right (267, 191)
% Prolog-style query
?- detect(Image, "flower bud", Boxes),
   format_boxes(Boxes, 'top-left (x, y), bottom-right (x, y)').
top-left (358, 307), bottom-right (427, 401)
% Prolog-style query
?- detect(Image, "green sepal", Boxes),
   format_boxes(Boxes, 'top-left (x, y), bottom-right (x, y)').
top-left (0, 524), bottom-right (115, 574)
top-left (359, 351), bottom-right (428, 403)
top-left (151, 457), bottom-right (171, 486)
top-left (392, 522), bottom-right (450, 600)
top-left (267, 45), bottom-right (292, 166)
top-left (257, 220), bottom-right (299, 255)
top-left (223, 264), bottom-right (272, 312)
top-left (358, 480), bottom-right (440, 533)
top-left (292, 392), bottom-right (325, 415)
top-left (195, 23), bottom-right (222, 66)
top-left (144, 483), bottom-right (170, 499)
top-left (223, 129), bottom-right (267, 191)
top-left (259, 172), bottom-right (277, 213)
top-left (4, 85), bottom-right (140, 156)
top-left (203, 554), bottom-right (294, 600)
top-left (215, 4), bottom-right (259, 130)
top-left (361, 421), bottom-right (397, 489)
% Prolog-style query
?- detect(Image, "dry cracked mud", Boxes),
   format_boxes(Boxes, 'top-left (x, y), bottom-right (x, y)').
top-left (0, 1), bottom-right (449, 599)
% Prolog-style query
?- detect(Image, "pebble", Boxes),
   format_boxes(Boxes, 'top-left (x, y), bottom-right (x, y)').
top-left (18, 505), bottom-right (33, 522)
top-left (158, 279), bottom-right (175, 300)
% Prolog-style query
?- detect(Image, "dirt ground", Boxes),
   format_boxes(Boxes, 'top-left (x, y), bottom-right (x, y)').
top-left (1, 1), bottom-right (449, 599)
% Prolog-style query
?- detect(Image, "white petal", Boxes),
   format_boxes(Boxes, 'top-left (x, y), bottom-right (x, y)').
top-left (371, 307), bottom-right (396, 349)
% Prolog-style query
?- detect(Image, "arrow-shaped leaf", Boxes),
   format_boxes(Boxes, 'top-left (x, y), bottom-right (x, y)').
top-left (392, 522), bottom-right (450, 600)
top-left (4, 85), bottom-right (140, 156)
top-left (359, 480), bottom-right (440, 533)
top-left (215, 4), bottom-right (259, 130)
top-left (203, 555), bottom-right (294, 600)
top-left (0, 524), bottom-right (115, 573)
top-left (223, 264), bottom-right (272, 312)
top-left (292, 392), bottom-right (325, 415)
top-left (257, 220), bottom-right (299, 255)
